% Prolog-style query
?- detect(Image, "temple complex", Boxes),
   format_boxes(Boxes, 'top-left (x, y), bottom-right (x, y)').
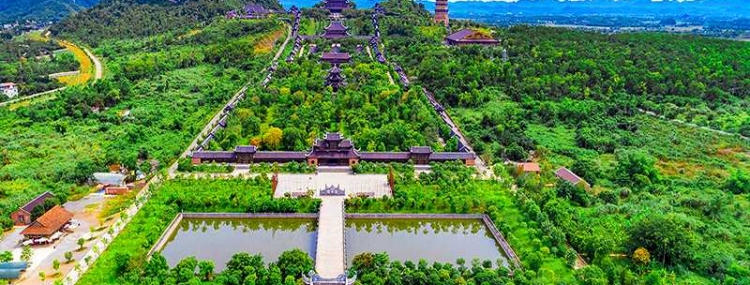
top-left (445, 29), bottom-right (500, 46)
top-left (191, 133), bottom-right (476, 166)
top-left (434, 0), bottom-right (449, 26)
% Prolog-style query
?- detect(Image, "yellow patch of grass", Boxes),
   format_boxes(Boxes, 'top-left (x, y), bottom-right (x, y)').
top-left (56, 40), bottom-right (93, 86)
top-left (178, 29), bottom-right (203, 40)
top-left (656, 159), bottom-right (706, 178)
top-left (253, 28), bottom-right (285, 54)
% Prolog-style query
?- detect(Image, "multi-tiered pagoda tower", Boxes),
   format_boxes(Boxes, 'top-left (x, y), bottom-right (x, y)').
top-left (434, 0), bottom-right (448, 26)
top-left (325, 65), bottom-right (346, 92)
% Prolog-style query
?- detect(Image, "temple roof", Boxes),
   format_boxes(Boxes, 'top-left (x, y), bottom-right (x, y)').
top-left (192, 151), bottom-right (236, 159)
top-left (446, 29), bottom-right (499, 45)
top-left (326, 21), bottom-right (347, 31)
top-left (321, 52), bottom-right (351, 61)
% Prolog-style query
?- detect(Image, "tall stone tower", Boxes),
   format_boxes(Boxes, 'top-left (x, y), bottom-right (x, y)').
top-left (434, 0), bottom-right (449, 26)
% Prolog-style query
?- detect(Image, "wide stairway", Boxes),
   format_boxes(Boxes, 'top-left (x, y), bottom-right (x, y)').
top-left (315, 196), bottom-right (346, 278)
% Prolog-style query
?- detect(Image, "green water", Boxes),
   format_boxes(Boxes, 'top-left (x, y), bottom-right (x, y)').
top-left (345, 218), bottom-right (509, 268)
top-left (160, 218), bottom-right (317, 270)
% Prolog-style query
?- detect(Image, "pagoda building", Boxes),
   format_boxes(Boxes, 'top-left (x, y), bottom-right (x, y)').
top-left (324, 21), bottom-right (349, 39)
top-left (434, 0), bottom-right (449, 26)
top-left (325, 65), bottom-right (346, 92)
top-left (325, 0), bottom-right (349, 13)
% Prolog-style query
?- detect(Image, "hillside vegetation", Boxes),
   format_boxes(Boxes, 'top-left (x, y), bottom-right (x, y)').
top-left (0, 18), bottom-right (284, 231)
top-left (383, 0), bottom-right (750, 283)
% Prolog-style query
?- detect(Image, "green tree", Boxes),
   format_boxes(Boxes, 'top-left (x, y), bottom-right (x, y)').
top-left (20, 246), bottom-right (32, 262)
top-left (198, 260), bottom-right (215, 281)
top-left (277, 249), bottom-right (313, 278)
top-left (64, 251), bottom-right (74, 263)
top-left (0, 251), bottom-right (12, 263)
top-left (77, 238), bottom-right (85, 251)
top-left (629, 213), bottom-right (694, 265)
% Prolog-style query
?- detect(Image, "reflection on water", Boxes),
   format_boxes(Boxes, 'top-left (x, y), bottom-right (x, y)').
top-left (160, 218), bottom-right (317, 271)
top-left (345, 219), bottom-right (509, 268)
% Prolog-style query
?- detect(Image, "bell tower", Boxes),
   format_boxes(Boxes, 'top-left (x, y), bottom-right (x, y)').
top-left (434, 0), bottom-right (448, 26)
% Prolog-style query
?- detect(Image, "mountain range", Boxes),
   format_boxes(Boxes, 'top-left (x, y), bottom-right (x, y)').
top-left (0, 0), bottom-right (101, 24)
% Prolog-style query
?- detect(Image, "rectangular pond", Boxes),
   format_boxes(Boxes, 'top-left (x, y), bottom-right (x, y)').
top-left (159, 218), bottom-right (317, 271)
top-left (345, 218), bottom-right (509, 268)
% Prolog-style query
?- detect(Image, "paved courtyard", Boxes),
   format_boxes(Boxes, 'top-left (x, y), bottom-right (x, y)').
top-left (274, 172), bottom-right (390, 198)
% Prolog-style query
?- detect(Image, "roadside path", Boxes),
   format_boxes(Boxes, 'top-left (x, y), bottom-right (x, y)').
top-left (422, 88), bottom-right (489, 176)
top-left (83, 47), bottom-right (104, 81)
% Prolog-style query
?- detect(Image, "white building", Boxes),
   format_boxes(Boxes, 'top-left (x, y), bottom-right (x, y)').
top-left (0, 83), bottom-right (18, 98)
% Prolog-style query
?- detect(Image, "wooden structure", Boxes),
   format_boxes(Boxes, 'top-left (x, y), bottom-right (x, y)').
top-left (445, 29), bottom-right (499, 46)
top-left (324, 21), bottom-right (349, 39)
top-left (20, 205), bottom-right (73, 239)
top-left (321, 51), bottom-right (351, 65)
top-left (10, 191), bottom-right (55, 226)
top-left (325, 0), bottom-right (349, 13)
top-left (554, 167), bottom-right (591, 190)
top-left (434, 0), bottom-right (448, 26)
top-left (191, 133), bottom-right (476, 166)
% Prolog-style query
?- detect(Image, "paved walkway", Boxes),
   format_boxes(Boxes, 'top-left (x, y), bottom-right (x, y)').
top-left (314, 197), bottom-right (346, 278)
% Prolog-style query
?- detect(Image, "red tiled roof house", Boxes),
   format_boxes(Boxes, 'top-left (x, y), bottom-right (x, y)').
top-left (20, 205), bottom-right (73, 239)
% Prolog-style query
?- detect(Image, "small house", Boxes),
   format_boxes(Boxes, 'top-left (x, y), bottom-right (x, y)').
top-left (10, 192), bottom-right (55, 226)
top-left (554, 167), bottom-right (591, 190)
top-left (0, 83), bottom-right (18, 98)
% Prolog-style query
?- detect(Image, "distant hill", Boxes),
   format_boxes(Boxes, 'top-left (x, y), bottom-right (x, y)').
top-left (50, 0), bottom-right (282, 46)
top-left (0, 0), bottom-right (101, 23)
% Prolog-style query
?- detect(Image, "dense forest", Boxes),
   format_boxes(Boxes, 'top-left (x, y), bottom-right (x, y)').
top-left (0, 18), bottom-right (285, 230)
top-left (208, 56), bottom-right (449, 152)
